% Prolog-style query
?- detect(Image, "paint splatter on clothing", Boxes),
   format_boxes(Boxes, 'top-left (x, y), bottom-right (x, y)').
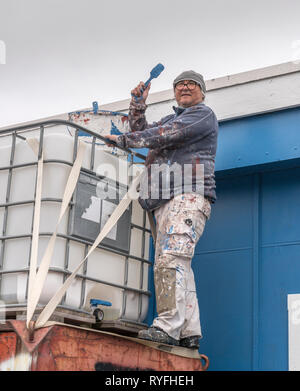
top-left (151, 193), bottom-right (210, 340)
top-left (116, 100), bottom-right (218, 211)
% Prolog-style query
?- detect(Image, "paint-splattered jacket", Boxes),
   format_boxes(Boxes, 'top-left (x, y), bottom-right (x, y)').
top-left (116, 100), bottom-right (219, 211)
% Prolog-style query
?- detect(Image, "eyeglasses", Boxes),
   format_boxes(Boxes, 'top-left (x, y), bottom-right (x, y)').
top-left (175, 81), bottom-right (198, 91)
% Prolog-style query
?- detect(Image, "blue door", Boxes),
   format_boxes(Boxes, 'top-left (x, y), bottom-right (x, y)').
top-left (194, 166), bottom-right (300, 370)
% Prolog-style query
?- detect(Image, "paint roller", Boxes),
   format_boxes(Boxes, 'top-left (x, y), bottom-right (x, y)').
top-left (104, 63), bottom-right (165, 146)
top-left (132, 63), bottom-right (165, 102)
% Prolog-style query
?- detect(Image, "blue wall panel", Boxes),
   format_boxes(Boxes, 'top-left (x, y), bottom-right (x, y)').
top-left (197, 175), bottom-right (253, 252)
top-left (259, 245), bottom-right (300, 370)
top-left (216, 108), bottom-right (300, 172)
top-left (193, 250), bottom-right (253, 370)
top-left (193, 163), bottom-right (300, 370)
top-left (258, 167), bottom-right (300, 370)
top-left (194, 175), bottom-right (254, 370)
top-left (260, 167), bottom-right (300, 244)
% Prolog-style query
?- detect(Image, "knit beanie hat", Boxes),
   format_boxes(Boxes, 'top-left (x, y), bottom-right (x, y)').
top-left (173, 70), bottom-right (206, 96)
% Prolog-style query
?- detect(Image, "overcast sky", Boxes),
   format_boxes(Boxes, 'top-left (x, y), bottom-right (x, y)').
top-left (1, 0), bottom-right (300, 127)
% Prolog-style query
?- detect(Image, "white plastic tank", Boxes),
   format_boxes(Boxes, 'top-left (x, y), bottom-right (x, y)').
top-left (0, 114), bottom-right (151, 325)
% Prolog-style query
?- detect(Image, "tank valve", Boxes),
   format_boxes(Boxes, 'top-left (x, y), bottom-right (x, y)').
top-left (90, 299), bottom-right (112, 323)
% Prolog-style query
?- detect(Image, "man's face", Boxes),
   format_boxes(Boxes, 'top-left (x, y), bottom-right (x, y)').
top-left (174, 80), bottom-right (204, 108)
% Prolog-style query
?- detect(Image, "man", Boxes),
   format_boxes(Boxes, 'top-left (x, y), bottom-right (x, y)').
top-left (104, 70), bottom-right (218, 349)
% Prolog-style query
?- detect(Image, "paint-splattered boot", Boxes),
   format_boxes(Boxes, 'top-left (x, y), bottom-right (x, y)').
top-left (138, 327), bottom-right (179, 346)
top-left (179, 335), bottom-right (200, 349)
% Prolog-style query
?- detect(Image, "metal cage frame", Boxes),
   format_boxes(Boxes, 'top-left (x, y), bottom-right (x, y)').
top-left (0, 119), bottom-right (151, 327)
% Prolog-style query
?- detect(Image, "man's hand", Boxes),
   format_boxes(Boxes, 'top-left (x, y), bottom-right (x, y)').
top-left (103, 134), bottom-right (118, 147)
top-left (131, 81), bottom-right (151, 103)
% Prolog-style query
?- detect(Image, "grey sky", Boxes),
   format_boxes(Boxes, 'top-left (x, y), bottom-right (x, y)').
top-left (1, 0), bottom-right (300, 127)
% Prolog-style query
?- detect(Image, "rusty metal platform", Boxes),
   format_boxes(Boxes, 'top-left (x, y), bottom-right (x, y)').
top-left (0, 321), bottom-right (209, 371)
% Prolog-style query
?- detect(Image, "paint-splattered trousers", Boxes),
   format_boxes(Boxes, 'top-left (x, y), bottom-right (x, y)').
top-left (152, 193), bottom-right (211, 341)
